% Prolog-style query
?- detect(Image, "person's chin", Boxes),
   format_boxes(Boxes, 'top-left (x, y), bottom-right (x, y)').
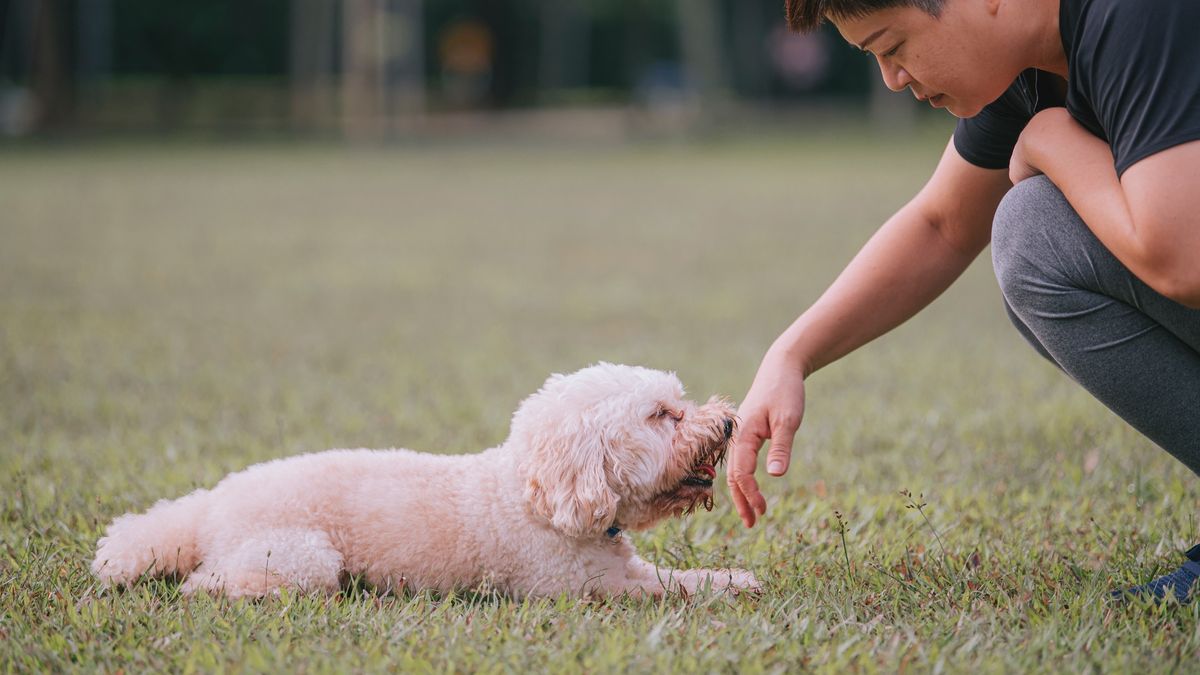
top-left (944, 100), bottom-right (982, 119)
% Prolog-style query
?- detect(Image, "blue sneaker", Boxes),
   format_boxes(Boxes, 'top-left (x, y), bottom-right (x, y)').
top-left (1111, 544), bottom-right (1200, 604)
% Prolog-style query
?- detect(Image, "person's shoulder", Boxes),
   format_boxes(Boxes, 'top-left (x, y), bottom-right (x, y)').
top-left (1068, 0), bottom-right (1196, 40)
top-left (1062, 0), bottom-right (1120, 47)
top-left (1068, 0), bottom-right (1167, 20)
top-left (1065, 0), bottom-right (1199, 76)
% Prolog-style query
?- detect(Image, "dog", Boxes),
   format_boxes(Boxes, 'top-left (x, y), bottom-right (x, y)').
top-left (91, 363), bottom-right (760, 598)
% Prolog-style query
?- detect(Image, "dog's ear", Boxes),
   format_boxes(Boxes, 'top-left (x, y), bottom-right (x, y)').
top-left (522, 417), bottom-right (619, 538)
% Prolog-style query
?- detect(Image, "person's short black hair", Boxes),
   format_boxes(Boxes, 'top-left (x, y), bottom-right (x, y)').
top-left (784, 0), bottom-right (945, 33)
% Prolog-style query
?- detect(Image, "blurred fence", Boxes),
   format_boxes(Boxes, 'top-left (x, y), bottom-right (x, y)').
top-left (0, 0), bottom-right (917, 138)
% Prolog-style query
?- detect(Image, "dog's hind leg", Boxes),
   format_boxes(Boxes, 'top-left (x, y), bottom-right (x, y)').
top-left (180, 528), bottom-right (343, 598)
top-left (92, 490), bottom-right (208, 587)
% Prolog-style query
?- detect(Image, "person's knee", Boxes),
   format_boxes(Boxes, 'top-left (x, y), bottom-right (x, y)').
top-left (990, 175), bottom-right (1069, 303)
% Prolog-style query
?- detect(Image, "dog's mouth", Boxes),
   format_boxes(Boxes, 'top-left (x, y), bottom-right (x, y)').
top-left (669, 453), bottom-right (723, 514)
top-left (636, 417), bottom-right (735, 525)
top-left (678, 418), bottom-right (731, 491)
top-left (681, 463), bottom-right (716, 488)
top-left (676, 434), bottom-right (728, 493)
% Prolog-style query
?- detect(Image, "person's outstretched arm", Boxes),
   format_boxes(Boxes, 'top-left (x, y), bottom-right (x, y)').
top-left (728, 138), bottom-right (1012, 528)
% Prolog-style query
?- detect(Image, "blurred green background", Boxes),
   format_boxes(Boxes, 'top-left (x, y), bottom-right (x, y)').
top-left (0, 0), bottom-right (931, 137)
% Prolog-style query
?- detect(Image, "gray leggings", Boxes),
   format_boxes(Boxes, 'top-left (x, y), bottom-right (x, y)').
top-left (991, 175), bottom-right (1200, 475)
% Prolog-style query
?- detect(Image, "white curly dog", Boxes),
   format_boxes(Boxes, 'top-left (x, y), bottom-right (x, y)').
top-left (92, 363), bottom-right (759, 598)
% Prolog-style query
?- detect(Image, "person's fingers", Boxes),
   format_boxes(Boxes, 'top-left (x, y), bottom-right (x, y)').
top-left (728, 478), bottom-right (756, 528)
top-left (728, 471), bottom-right (765, 528)
top-left (741, 472), bottom-right (767, 517)
top-left (727, 425), bottom-right (767, 528)
top-left (765, 413), bottom-right (800, 476)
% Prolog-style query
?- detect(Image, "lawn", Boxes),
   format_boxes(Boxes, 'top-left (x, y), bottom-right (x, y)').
top-left (2, 127), bottom-right (1198, 672)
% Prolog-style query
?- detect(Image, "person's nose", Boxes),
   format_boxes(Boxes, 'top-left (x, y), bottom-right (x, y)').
top-left (876, 56), bottom-right (914, 93)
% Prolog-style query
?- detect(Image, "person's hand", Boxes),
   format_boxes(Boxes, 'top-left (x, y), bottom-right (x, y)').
top-left (1008, 135), bottom-right (1041, 186)
top-left (727, 347), bottom-right (807, 528)
top-left (1010, 107), bottom-right (1071, 185)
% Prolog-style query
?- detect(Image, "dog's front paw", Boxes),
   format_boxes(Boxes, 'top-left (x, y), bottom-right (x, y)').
top-left (725, 568), bottom-right (761, 595)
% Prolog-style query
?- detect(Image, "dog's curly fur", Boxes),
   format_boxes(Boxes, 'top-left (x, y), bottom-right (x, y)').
top-left (92, 363), bottom-right (759, 598)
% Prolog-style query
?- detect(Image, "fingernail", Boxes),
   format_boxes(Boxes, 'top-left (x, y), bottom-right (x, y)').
top-left (768, 461), bottom-right (783, 474)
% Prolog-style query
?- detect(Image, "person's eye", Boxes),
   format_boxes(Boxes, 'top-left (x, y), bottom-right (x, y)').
top-left (883, 42), bottom-right (903, 58)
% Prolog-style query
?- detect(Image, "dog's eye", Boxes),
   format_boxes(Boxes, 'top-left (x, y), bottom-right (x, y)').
top-left (654, 407), bottom-right (682, 422)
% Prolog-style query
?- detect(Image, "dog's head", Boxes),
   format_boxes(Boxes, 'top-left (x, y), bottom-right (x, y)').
top-left (510, 363), bottom-right (736, 537)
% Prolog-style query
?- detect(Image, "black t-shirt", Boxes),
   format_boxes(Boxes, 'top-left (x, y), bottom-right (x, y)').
top-left (953, 0), bottom-right (1200, 177)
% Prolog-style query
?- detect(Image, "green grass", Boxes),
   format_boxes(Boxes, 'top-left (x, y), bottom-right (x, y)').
top-left (2, 128), bottom-right (1198, 672)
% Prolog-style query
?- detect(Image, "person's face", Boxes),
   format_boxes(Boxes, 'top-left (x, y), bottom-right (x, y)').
top-left (830, 0), bottom-right (1018, 118)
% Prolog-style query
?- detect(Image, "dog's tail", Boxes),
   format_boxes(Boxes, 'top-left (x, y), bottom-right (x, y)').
top-left (91, 489), bottom-right (209, 587)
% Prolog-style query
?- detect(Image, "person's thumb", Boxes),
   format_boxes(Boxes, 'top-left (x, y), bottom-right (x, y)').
top-left (765, 417), bottom-right (799, 476)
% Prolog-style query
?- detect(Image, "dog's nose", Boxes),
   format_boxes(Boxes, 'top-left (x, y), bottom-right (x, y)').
top-left (722, 418), bottom-right (734, 440)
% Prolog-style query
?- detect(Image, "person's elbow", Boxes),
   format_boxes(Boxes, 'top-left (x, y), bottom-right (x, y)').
top-left (1123, 207), bottom-right (1200, 307)
top-left (1152, 272), bottom-right (1200, 309)
top-left (1139, 250), bottom-right (1200, 309)
top-left (1123, 161), bottom-right (1200, 308)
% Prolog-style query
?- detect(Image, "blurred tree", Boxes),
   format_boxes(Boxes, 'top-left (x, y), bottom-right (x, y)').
top-left (112, 0), bottom-right (288, 130)
top-left (383, 0), bottom-right (425, 121)
top-left (342, 0), bottom-right (425, 138)
top-left (342, 0), bottom-right (382, 137)
top-left (537, 0), bottom-right (589, 100)
top-left (289, 0), bottom-right (337, 131)
top-left (730, 0), bottom-right (768, 98)
top-left (76, 0), bottom-right (110, 84)
top-left (31, 0), bottom-right (71, 130)
top-left (474, 0), bottom-right (537, 107)
top-left (1, 0), bottom-right (34, 134)
top-left (675, 0), bottom-right (728, 117)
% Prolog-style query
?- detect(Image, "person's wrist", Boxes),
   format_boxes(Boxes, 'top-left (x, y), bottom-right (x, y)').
top-left (767, 335), bottom-right (815, 380)
top-left (1027, 108), bottom-right (1070, 169)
